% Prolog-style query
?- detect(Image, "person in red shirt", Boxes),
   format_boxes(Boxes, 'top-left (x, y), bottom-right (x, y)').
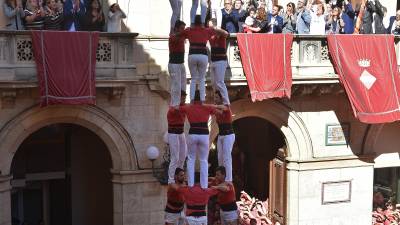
top-left (208, 18), bottom-right (230, 105)
top-left (179, 90), bottom-right (224, 188)
top-left (169, 20), bottom-right (187, 107)
top-left (215, 90), bottom-right (235, 182)
top-left (173, 172), bottom-right (219, 225)
top-left (211, 166), bottom-right (239, 225)
top-left (165, 168), bottom-right (186, 225)
top-left (167, 91), bottom-right (187, 184)
top-left (180, 15), bottom-right (226, 103)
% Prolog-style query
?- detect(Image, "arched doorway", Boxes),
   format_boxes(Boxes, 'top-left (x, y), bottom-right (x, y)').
top-left (10, 124), bottom-right (113, 225)
top-left (231, 117), bottom-right (286, 201)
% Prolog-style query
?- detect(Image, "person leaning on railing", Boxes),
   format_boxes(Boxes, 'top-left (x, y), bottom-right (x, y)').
top-left (24, 0), bottom-right (45, 30)
top-left (81, 0), bottom-right (105, 31)
top-left (43, 0), bottom-right (64, 30)
top-left (3, 0), bottom-right (25, 30)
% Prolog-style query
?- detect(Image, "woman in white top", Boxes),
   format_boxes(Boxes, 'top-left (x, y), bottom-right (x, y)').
top-left (309, 3), bottom-right (326, 35)
top-left (107, 3), bottom-right (126, 32)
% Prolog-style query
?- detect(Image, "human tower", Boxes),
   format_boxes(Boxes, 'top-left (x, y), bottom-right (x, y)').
top-left (164, 10), bottom-right (238, 225)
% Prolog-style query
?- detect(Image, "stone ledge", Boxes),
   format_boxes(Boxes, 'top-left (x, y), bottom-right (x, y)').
top-left (111, 169), bottom-right (161, 184)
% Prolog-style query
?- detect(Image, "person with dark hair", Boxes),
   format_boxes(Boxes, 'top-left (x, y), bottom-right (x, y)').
top-left (214, 91), bottom-right (235, 183)
top-left (180, 15), bottom-right (226, 103)
top-left (211, 166), bottom-right (238, 225)
top-left (169, 20), bottom-right (187, 107)
top-left (107, 3), bottom-right (126, 32)
top-left (326, 5), bottom-right (345, 34)
top-left (81, 0), bottom-right (104, 31)
top-left (341, 0), bottom-right (355, 34)
top-left (43, 0), bottom-right (63, 30)
top-left (63, 0), bottom-right (86, 31)
top-left (3, 0), bottom-right (25, 30)
top-left (24, 0), bottom-right (45, 30)
top-left (177, 90), bottom-right (225, 189)
top-left (282, 2), bottom-right (296, 33)
top-left (167, 91), bottom-right (187, 185)
top-left (165, 168), bottom-right (186, 225)
top-left (208, 19), bottom-right (230, 106)
top-left (174, 172), bottom-right (219, 225)
top-left (267, 4), bottom-right (283, 33)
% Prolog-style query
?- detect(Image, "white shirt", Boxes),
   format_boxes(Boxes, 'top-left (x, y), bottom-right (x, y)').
top-left (268, 16), bottom-right (276, 34)
top-left (310, 13), bottom-right (326, 35)
top-left (107, 10), bottom-right (126, 32)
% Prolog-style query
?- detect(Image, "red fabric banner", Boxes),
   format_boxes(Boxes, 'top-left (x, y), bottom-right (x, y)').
top-left (236, 33), bottom-right (293, 102)
top-left (327, 35), bottom-right (400, 124)
top-left (31, 31), bottom-right (98, 107)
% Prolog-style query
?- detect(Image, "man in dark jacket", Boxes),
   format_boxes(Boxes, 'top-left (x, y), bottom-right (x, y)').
top-left (341, 0), bottom-right (355, 34)
top-left (359, 0), bottom-right (376, 34)
top-left (372, 0), bottom-right (386, 34)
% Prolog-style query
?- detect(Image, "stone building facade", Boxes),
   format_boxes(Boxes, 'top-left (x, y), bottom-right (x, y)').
top-left (0, 0), bottom-right (399, 225)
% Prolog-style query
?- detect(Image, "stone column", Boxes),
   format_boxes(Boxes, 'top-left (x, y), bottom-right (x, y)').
top-left (0, 175), bottom-right (12, 225)
top-left (112, 169), bottom-right (167, 225)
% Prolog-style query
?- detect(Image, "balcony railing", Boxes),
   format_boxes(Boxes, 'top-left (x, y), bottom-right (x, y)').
top-left (0, 31), bottom-right (138, 87)
top-left (0, 32), bottom-right (400, 88)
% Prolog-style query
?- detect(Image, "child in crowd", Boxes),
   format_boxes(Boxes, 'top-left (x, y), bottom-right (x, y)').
top-left (243, 7), bottom-right (257, 33)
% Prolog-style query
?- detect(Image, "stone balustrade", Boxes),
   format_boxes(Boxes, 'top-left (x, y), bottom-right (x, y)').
top-left (0, 31), bottom-right (138, 88)
top-left (0, 32), bottom-right (399, 88)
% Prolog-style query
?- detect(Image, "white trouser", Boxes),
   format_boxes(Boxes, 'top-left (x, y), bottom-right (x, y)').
top-left (190, 0), bottom-right (208, 24)
top-left (169, 0), bottom-right (183, 32)
top-left (165, 211), bottom-right (186, 225)
top-left (217, 133), bottom-right (235, 182)
top-left (186, 216), bottom-right (207, 225)
top-left (168, 63), bottom-right (187, 106)
top-left (168, 133), bottom-right (187, 184)
top-left (211, 0), bottom-right (222, 27)
top-left (187, 134), bottom-right (209, 188)
top-left (210, 60), bottom-right (230, 105)
top-left (220, 209), bottom-right (239, 225)
top-left (188, 54), bottom-right (208, 102)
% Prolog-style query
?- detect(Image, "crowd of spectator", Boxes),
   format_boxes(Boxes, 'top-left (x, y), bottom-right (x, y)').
top-left (212, 0), bottom-right (400, 35)
top-left (3, 0), bottom-right (126, 32)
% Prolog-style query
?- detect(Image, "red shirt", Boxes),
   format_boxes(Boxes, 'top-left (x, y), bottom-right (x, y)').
top-left (169, 33), bottom-right (185, 63)
top-left (217, 183), bottom-right (236, 205)
top-left (216, 106), bottom-right (232, 125)
top-left (166, 185), bottom-right (185, 212)
top-left (179, 185), bottom-right (218, 216)
top-left (209, 35), bottom-right (226, 48)
top-left (181, 26), bottom-right (216, 45)
top-left (169, 33), bottom-right (185, 54)
top-left (167, 106), bottom-right (186, 128)
top-left (179, 103), bottom-right (216, 124)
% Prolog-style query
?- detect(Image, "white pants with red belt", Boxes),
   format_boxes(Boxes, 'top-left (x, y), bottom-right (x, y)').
top-left (188, 54), bottom-right (208, 102)
top-left (186, 215), bottom-right (207, 225)
top-left (187, 134), bottom-right (209, 188)
top-left (210, 60), bottom-right (230, 105)
top-left (190, 0), bottom-right (208, 24)
top-left (168, 63), bottom-right (187, 106)
top-left (217, 133), bottom-right (235, 182)
top-left (168, 133), bottom-right (187, 184)
top-left (169, 0), bottom-right (183, 32)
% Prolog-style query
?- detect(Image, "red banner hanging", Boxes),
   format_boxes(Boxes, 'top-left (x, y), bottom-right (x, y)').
top-left (236, 33), bottom-right (293, 102)
top-left (327, 35), bottom-right (400, 124)
top-left (31, 31), bottom-right (98, 107)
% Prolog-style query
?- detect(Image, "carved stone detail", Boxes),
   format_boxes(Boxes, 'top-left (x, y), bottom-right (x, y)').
top-left (96, 41), bottom-right (112, 62)
top-left (320, 40), bottom-right (330, 62)
top-left (16, 39), bottom-right (34, 62)
top-left (300, 41), bottom-right (322, 64)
